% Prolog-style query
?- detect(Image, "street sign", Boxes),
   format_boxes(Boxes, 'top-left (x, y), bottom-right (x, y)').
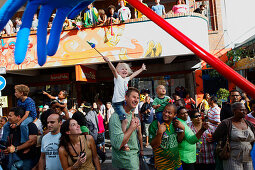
top-left (0, 96), bottom-right (8, 108)
top-left (0, 76), bottom-right (6, 91)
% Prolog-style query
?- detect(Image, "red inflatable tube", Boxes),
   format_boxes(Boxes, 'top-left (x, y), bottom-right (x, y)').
top-left (126, 0), bottom-right (255, 98)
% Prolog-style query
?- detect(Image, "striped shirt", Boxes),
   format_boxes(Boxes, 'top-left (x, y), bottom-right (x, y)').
top-left (149, 120), bottom-right (182, 170)
top-left (188, 123), bottom-right (216, 164)
top-left (207, 105), bottom-right (221, 131)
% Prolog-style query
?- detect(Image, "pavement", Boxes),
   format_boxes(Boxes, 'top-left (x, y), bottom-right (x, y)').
top-left (101, 136), bottom-right (155, 170)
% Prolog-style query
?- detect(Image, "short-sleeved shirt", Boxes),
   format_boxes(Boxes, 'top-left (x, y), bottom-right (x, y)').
top-left (112, 75), bottom-right (130, 103)
top-left (208, 105), bottom-right (221, 130)
top-left (10, 122), bottom-right (38, 160)
top-left (109, 112), bottom-right (139, 170)
top-left (107, 12), bottom-right (118, 19)
top-left (152, 96), bottom-right (170, 113)
top-left (17, 97), bottom-right (37, 119)
top-left (149, 120), bottom-right (182, 169)
top-left (118, 6), bottom-right (131, 20)
top-left (151, 5), bottom-right (165, 16)
top-left (56, 97), bottom-right (67, 105)
top-left (41, 132), bottom-right (62, 170)
top-left (172, 4), bottom-right (188, 14)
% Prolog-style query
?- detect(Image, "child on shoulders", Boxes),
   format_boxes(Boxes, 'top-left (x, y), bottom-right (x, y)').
top-left (152, 85), bottom-right (171, 123)
top-left (43, 90), bottom-right (69, 119)
top-left (1, 84), bottom-right (37, 144)
top-left (103, 55), bottom-right (146, 151)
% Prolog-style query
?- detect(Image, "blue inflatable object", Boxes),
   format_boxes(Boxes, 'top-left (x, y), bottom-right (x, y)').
top-left (0, 0), bottom-right (94, 66)
top-left (251, 144), bottom-right (255, 169)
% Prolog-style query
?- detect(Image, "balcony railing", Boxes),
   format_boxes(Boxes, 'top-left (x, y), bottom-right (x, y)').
top-left (0, 12), bottom-right (208, 38)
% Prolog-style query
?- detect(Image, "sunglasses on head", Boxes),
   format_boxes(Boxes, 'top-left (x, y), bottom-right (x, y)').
top-left (192, 115), bottom-right (201, 118)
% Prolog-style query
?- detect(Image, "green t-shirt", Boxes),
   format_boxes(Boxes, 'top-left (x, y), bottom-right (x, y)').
top-left (152, 96), bottom-right (170, 113)
top-left (178, 118), bottom-right (199, 163)
top-left (149, 120), bottom-right (182, 170)
top-left (109, 112), bottom-right (139, 170)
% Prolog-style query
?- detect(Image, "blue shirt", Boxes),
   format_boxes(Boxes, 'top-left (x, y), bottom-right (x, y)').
top-left (152, 5), bottom-right (165, 16)
top-left (17, 97), bottom-right (37, 120)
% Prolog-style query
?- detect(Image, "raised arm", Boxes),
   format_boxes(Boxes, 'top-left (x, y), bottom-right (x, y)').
top-left (43, 91), bottom-right (56, 100)
top-left (150, 122), bottom-right (165, 148)
top-left (129, 63), bottom-right (146, 80)
top-left (102, 56), bottom-right (118, 78)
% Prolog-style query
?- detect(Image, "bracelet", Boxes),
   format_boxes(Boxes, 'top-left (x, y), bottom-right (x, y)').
top-left (15, 146), bottom-right (18, 153)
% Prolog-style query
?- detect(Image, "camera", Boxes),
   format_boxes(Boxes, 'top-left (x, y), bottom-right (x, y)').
top-left (80, 152), bottom-right (86, 158)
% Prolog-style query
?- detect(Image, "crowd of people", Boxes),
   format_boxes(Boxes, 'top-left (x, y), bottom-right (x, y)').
top-left (1, 0), bottom-right (207, 36)
top-left (0, 68), bottom-right (254, 170)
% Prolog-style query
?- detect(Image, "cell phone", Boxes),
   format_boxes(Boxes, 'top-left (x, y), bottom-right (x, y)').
top-left (204, 115), bottom-right (208, 122)
top-left (80, 152), bottom-right (86, 158)
top-left (0, 144), bottom-right (6, 150)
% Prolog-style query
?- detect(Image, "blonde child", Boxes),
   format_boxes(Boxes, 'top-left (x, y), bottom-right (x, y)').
top-left (43, 90), bottom-right (69, 119)
top-left (102, 56), bottom-right (146, 151)
top-left (152, 85), bottom-right (171, 123)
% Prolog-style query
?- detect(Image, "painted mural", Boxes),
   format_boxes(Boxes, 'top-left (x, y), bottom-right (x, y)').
top-left (0, 16), bottom-right (209, 70)
top-left (0, 25), bottom-right (162, 70)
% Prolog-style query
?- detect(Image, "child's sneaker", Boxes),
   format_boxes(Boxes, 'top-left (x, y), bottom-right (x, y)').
top-left (121, 144), bottom-right (130, 151)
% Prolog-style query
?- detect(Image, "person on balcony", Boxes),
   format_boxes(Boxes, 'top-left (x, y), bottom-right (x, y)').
top-left (84, 3), bottom-right (99, 28)
top-left (98, 9), bottom-right (108, 25)
top-left (31, 14), bottom-right (38, 31)
top-left (135, 0), bottom-right (148, 19)
top-left (118, 0), bottom-right (131, 22)
top-left (151, 0), bottom-right (166, 16)
top-left (172, 0), bottom-right (188, 14)
top-left (194, 4), bottom-right (206, 15)
top-left (107, 5), bottom-right (119, 25)
top-left (15, 17), bottom-right (22, 33)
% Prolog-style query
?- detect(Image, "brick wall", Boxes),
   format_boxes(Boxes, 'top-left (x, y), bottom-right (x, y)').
top-left (208, 0), bottom-right (225, 52)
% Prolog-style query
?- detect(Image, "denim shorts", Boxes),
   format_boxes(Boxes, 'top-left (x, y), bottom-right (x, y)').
top-left (112, 101), bottom-right (126, 120)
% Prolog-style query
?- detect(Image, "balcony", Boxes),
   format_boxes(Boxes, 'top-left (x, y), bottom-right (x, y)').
top-left (0, 13), bottom-right (209, 70)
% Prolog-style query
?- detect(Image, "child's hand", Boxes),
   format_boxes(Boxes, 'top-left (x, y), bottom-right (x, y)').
top-left (155, 104), bottom-right (161, 109)
top-left (42, 91), bottom-right (47, 95)
top-left (10, 123), bottom-right (18, 129)
top-left (141, 63), bottom-right (146, 71)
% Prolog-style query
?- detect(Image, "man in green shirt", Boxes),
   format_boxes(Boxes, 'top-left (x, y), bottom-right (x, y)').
top-left (149, 103), bottom-right (185, 170)
top-left (109, 87), bottom-right (141, 170)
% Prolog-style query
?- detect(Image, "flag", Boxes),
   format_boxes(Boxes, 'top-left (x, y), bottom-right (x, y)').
top-left (87, 41), bottom-right (95, 48)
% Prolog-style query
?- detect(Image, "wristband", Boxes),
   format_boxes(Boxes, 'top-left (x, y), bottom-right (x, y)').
top-left (15, 146), bottom-right (18, 153)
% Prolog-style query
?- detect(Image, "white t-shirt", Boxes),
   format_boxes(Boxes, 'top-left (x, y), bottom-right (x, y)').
top-left (118, 6), bottom-right (131, 20)
top-left (112, 75), bottom-right (130, 103)
top-left (56, 97), bottom-right (67, 105)
top-left (41, 132), bottom-right (62, 170)
top-left (4, 20), bottom-right (13, 35)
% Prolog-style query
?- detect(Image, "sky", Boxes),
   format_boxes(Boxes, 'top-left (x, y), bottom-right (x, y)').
top-left (223, 0), bottom-right (255, 47)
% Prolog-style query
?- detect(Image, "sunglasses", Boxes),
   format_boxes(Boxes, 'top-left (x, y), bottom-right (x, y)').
top-left (192, 115), bottom-right (201, 118)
